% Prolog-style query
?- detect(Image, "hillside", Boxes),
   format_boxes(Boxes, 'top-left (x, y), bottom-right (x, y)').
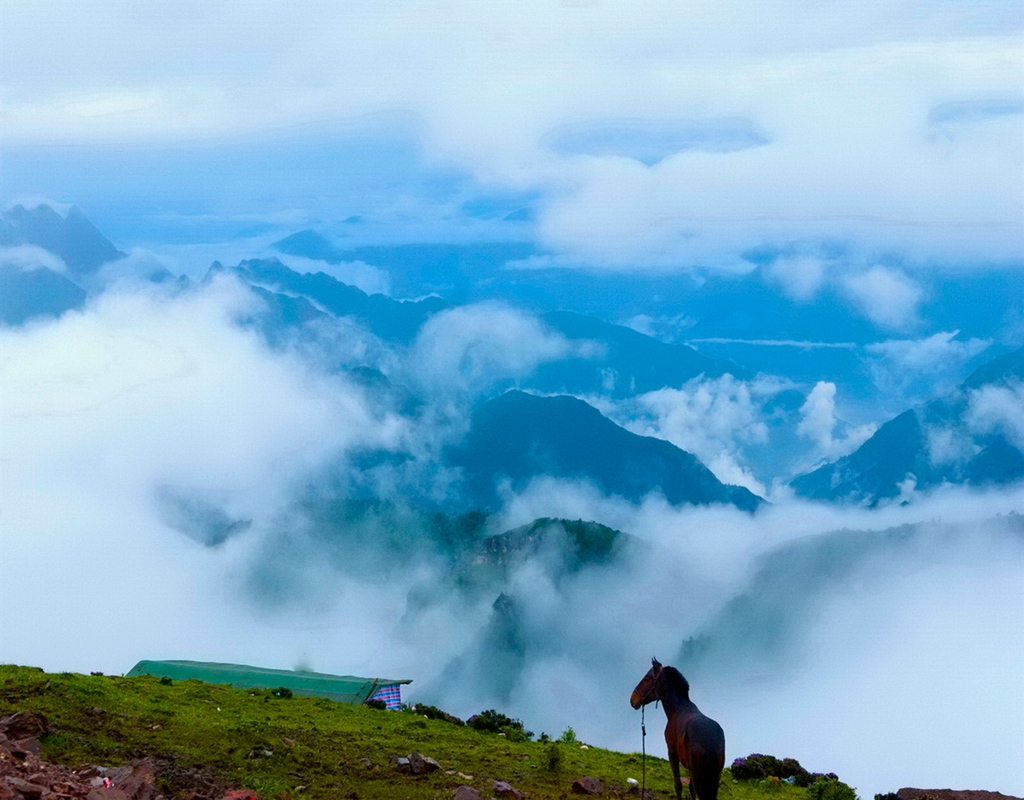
top-left (0, 664), bottom-right (830, 800)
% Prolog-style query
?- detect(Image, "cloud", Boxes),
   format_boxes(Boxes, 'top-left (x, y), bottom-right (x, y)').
top-left (967, 382), bottom-right (1024, 449)
top-left (841, 266), bottom-right (923, 330)
top-left (796, 381), bottom-right (876, 461)
top-left (410, 303), bottom-right (573, 397)
top-left (797, 381), bottom-right (839, 450)
top-left (0, 244), bottom-right (68, 274)
top-left (764, 255), bottom-right (830, 302)
top-left (0, 274), bottom-right (402, 567)
top-left (2, 2), bottom-right (1021, 269)
top-left (600, 375), bottom-right (782, 495)
top-left (866, 330), bottom-right (993, 399)
top-left (275, 255), bottom-right (392, 297)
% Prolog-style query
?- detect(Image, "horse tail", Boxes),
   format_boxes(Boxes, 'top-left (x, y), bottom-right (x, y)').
top-left (687, 717), bottom-right (726, 800)
top-left (691, 762), bottom-right (722, 800)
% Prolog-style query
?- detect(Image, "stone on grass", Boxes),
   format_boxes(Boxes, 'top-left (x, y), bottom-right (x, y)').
top-left (408, 752), bottom-right (441, 775)
top-left (493, 779), bottom-right (524, 800)
top-left (572, 776), bottom-right (606, 795)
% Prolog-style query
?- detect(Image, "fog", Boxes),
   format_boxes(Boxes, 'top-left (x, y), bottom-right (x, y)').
top-left (1, 279), bottom-right (1022, 798)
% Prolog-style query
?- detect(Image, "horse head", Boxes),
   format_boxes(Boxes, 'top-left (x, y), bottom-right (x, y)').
top-left (629, 657), bottom-right (664, 709)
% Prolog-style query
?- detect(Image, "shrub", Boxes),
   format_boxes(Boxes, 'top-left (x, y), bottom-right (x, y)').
top-left (730, 754), bottom-right (813, 786)
top-left (364, 699), bottom-right (386, 710)
top-left (875, 793), bottom-right (901, 800)
top-left (467, 709), bottom-right (526, 736)
top-left (407, 702), bottom-right (465, 726)
top-left (270, 687), bottom-right (293, 699)
top-left (559, 726), bottom-right (578, 745)
top-left (808, 776), bottom-right (858, 800)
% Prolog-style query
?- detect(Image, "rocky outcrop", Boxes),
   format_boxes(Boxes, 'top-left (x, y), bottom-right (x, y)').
top-left (898, 790), bottom-right (1022, 800)
top-left (0, 713), bottom-right (255, 800)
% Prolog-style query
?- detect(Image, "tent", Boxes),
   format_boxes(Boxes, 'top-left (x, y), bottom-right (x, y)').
top-left (126, 660), bottom-right (411, 708)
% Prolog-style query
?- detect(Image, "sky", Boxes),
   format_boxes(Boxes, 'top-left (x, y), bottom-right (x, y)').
top-left (2, 1), bottom-right (1022, 269)
top-left (2, 2), bottom-right (1024, 797)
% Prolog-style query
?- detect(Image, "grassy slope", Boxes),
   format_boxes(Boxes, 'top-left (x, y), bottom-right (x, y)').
top-left (1, 664), bottom-right (808, 800)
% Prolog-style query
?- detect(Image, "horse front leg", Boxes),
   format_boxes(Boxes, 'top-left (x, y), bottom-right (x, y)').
top-left (668, 751), bottom-right (683, 800)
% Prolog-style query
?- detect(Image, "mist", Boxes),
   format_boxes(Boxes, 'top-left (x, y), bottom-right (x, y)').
top-left (2, 275), bottom-right (1022, 799)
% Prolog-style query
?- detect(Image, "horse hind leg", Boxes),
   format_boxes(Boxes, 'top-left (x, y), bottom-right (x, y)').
top-left (668, 751), bottom-right (683, 800)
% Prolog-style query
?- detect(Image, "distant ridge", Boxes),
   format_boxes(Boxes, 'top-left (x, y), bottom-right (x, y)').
top-left (220, 257), bottom-right (449, 343)
top-left (529, 310), bottom-right (750, 397)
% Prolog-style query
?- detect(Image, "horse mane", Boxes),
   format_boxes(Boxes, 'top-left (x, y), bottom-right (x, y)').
top-left (660, 665), bottom-right (690, 699)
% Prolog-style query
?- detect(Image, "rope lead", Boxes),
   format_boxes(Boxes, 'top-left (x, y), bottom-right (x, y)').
top-left (641, 703), bottom-right (646, 798)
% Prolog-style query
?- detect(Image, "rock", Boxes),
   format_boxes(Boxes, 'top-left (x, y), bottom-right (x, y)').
top-left (899, 791), bottom-right (1023, 800)
top-left (0, 712), bottom-right (49, 740)
top-left (389, 755), bottom-right (411, 773)
top-left (109, 760), bottom-right (158, 800)
top-left (572, 776), bottom-right (606, 795)
top-left (11, 737), bottom-right (41, 757)
top-left (87, 789), bottom-right (130, 800)
top-left (493, 779), bottom-right (524, 800)
top-left (408, 752), bottom-right (441, 775)
top-left (453, 787), bottom-right (483, 800)
top-left (6, 777), bottom-right (48, 798)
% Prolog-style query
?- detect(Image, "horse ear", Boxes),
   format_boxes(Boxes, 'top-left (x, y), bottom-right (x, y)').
top-left (652, 657), bottom-right (661, 668)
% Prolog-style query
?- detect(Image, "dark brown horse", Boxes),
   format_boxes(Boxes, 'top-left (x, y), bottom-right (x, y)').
top-left (630, 658), bottom-right (725, 800)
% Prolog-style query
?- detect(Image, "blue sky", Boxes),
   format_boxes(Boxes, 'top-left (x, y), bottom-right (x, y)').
top-left (2, 0), bottom-right (1022, 270)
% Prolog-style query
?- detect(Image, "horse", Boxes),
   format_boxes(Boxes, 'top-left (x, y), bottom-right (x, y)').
top-left (630, 658), bottom-right (725, 800)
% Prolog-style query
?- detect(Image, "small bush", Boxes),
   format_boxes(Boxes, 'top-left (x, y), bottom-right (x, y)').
top-left (270, 687), bottom-right (293, 699)
top-left (875, 793), bottom-right (901, 800)
top-left (159, 677), bottom-right (173, 686)
top-left (364, 699), bottom-right (386, 710)
top-left (559, 726), bottom-right (577, 744)
top-left (546, 742), bottom-right (563, 772)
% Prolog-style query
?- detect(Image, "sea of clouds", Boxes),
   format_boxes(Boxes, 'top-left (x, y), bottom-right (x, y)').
top-left (2, 276), bottom-right (1022, 797)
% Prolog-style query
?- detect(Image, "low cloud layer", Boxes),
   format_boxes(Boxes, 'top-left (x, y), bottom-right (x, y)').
top-left (3, 278), bottom-right (1022, 797)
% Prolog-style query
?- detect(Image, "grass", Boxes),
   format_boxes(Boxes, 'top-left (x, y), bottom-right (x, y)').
top-left (1, 664), bottom-right (815, 800)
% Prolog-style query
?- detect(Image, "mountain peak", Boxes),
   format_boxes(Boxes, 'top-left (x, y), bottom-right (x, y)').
top-left (1, 203), bottom-right (124, 275)
top-left (448, 390), bottom-right (762, 512)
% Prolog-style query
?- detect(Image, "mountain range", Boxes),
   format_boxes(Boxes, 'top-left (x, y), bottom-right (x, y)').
top-left (4, 204), bottom-right (1023, 511)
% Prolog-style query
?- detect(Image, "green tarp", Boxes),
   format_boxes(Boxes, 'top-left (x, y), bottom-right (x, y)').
top-left (126, 660), bottom-right (410, 705)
